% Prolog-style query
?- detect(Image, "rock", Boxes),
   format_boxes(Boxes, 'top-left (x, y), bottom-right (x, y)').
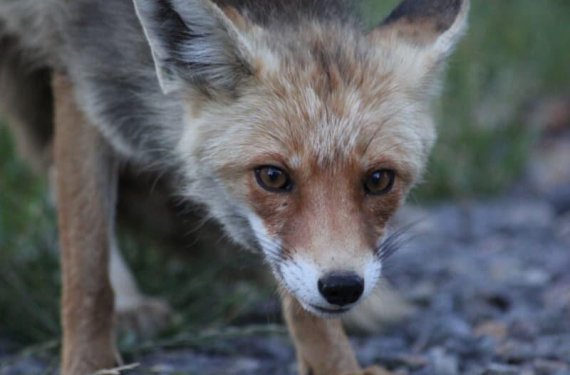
top-left (428, 347), bottom-right (459, 375)
top-left (528, 96), bottom-right (570, 134)
top-left (533, 359), bottom-right (570, 375)
top-left (547, 185), bottom-right (570, 215)
top-left (543, 282), bottom-right (570, 310)
top-left (472, 200), bottom-right (555, 234)
top-left (555, 212), bottom-right (570, 243)
top-left (0, 356), bottom-right (50, 375)
top-left (475, 321), bottom-right (508, 342)
top-left (362, 353), bottom-right (423, 372)
top-left (534, 335), bottom-right (570, 360)
top-left (496, 340), bottom-right (536, 362)
top-left (527, 138), bottom-right (570, 194)
top-left (407, 281), bottom-right (437, 305)
top-left (3, 196), bottom-right (570, 375)
top-left (482, 363), bottom-right (521, 375)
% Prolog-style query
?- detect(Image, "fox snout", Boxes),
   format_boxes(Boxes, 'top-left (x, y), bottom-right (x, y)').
top-left (274, 251), bottom-right (382, 317)
top-left (318, 272), bottom-right (364, 307)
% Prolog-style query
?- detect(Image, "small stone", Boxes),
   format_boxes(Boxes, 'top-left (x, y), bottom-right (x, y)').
top-left (509, 319), bottom-right (540, 340)
top-left (529, 95), bottom-right (570, 133)
top-left (408, 281), bottom-right (437, 304)
top-left (429, 347), bottom-right (459, 375)
top-left (556, 212), bottom-right (570, 242)
top-left (475, 321), bottom-right (508, 342)
top-left (527, 138), bottom-right (570, 193)
top-left (496, 340), bottom-right (535, 362)
top-left (394, 354), bottom-right (428, 370)
top-left (524, 268), bottom-right (551, 286)
top-left (357, 366), bottom-right (397, 375)
top-left (436, 315), bottom-right (473, 340)
top-left (533, 359), bottom-right (570, 374)
top-left (543, 283), bottom-right (570, 310)
top-left (483, 363), bottom-right (520, 375)
top-left (534, 334), bottom-right (570, 359)
top-left (150, 364), bottom-right (175, 372)
top-left (368, 352), bottom-right (427, 372)
top-left (547, 185), bottom-right (570, 215)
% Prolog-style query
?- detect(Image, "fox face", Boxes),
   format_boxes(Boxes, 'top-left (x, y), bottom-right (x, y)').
top-left (135, 0), bottom-right (469, 316)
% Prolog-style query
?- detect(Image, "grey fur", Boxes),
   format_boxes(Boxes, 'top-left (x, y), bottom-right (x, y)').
top-left (0, 0), bottom-right (464, 167)
top-left (383, 0), bottom-right (463, 32)
top-left (0, 33), bottom-right (53, 170)
top-left (1, 0), bottom-right (184, 166)
top-left (0, 0), bottom-right (64, 68)
top-left (211, 0), bottom-right (357, 26)
top-left (0, 0), bottom-right (468, 252)
top-left (134, 0), bottom-right (254, 96)
top-left (0, 0), bottom-right (359, 167)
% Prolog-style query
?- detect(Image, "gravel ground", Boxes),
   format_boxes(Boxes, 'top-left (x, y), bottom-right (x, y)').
top-left (1, 192), bottom-right (569, 375)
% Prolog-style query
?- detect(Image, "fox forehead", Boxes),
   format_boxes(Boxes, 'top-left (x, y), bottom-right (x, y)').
top-left (200, 79), bottom-right (431, 183)
top-left (180, 25), bottom-right (439, 216)
top-left (192, 28), bottom-right (433, 178)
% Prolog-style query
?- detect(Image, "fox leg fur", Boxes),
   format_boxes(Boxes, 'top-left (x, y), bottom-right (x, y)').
top-left (282, 294), bottom-right (387, 375)
top-left (53, 73), bottom-right (119, 374)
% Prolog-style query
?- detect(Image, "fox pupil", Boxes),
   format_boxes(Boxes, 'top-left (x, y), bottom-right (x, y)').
top-left (371, 172), bottom-right (383, 185)
top-left (366, 169), bottom-right (395, 195)
top-left (268, 169), bottom-right (282, 181)
top-left (255, 166), bottom-right (291, 192)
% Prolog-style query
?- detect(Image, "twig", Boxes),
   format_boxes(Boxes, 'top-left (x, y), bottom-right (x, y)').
top-left (90, 363), bottom-right (140, 375)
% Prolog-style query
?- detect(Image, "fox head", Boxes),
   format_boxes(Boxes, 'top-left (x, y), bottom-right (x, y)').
top-left (134, 0), bottom-right (469, 317)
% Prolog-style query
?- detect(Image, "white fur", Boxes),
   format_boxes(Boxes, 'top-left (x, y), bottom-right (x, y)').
top-left (278, 254), bottom-right (383, 318)
top-left (362, 256), bottom-right (382, 301)
top-left (247, 213), bottom-right (282, 263)
top-left (246, 213), bottom-right (384, 317)
top-left (279, 257), bottom-right (325, 312)
top-left (432, 0), bottom-right (471, 59)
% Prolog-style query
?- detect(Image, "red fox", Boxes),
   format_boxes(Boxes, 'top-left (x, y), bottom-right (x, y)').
top-left (0, 0), bottom-right (469, 373)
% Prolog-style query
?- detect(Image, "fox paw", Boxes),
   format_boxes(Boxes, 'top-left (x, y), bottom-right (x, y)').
top-left (116, 296), bottom-right (172, 338)
top-left (345, 366), bottom-right (394, 375)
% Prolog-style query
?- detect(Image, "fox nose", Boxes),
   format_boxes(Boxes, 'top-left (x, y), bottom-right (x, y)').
top-left (318, 273), bottom-right (364, 306)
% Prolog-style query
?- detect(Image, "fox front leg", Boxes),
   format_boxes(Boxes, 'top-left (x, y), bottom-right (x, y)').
top-left (283, 293), bottom-right (388, 375)
top-left (53, 73), bottom-right (119, 374)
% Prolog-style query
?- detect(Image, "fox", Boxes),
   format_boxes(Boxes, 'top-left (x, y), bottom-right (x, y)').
top-left (0, 0), bottom-right (469, 374)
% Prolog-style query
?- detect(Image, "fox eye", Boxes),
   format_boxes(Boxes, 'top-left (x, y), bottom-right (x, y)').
top-left (255, 166), bottom-right (292, 192)
top-left (364, 169), bottom-right (395, 195)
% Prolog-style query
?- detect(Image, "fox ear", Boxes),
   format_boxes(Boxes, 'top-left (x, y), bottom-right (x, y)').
top-left (133, 0), bottom-right (254, 96)
top-left (376, 0), bottom-right (470, 58)
top-left (370, 0), bottom-right (469, 91)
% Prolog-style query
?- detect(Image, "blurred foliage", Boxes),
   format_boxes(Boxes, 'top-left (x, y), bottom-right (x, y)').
top-left (0, 126), bottom-right (60, 343)
top-left (1, 0), bottom-right (569, 349)
top-left (0, 123), bottom-right (270, 347)
top-left (363, 0), bottom-right (570, 199)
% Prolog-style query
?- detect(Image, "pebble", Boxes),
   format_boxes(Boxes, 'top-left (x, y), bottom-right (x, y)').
top-left (429, 347), bottom-right (459, 375)
top-left (482, 363), bottom-right (521, 375)
top-left (475, 321), bottom-right (508, 341)
top-left (2, 197), bottom-right (569, 375)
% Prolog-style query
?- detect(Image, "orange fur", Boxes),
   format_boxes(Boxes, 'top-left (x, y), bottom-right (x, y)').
top-left (53, 73), bottom-right (119, 374)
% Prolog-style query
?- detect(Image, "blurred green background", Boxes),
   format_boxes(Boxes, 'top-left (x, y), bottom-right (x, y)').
top-left (1, 0), bottom-right (569, 360)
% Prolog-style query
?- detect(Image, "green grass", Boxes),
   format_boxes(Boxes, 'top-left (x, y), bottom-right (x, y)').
top-left (363, 0), bottom-right (570, 200)
top-left (1, 0), bottom-right (569, 356)
top-left (0, 126), bottom-right (60, 344)
top-left (0, 121), bottom-right (274, 352)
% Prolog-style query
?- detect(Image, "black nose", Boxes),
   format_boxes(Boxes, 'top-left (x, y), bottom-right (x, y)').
top-left (318, 273), bottom-right (364, 306)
